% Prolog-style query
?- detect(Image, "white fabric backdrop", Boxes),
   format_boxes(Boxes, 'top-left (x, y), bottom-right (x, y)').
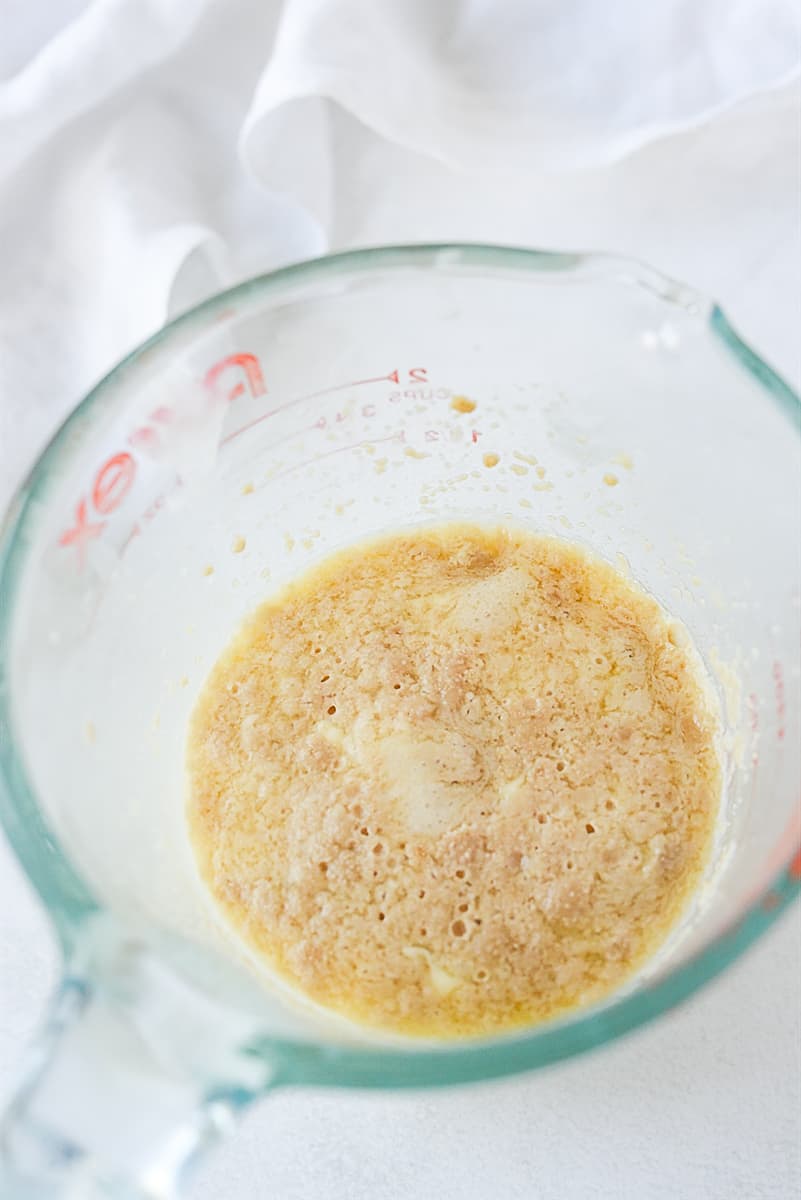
top-left (0, 0), bottom-right (799, 510)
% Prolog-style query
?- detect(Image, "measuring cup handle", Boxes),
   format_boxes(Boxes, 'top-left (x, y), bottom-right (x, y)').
top-left (0, 923), bottom-right (274, 1198)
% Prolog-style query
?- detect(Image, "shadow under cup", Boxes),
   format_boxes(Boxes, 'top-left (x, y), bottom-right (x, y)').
top-left (0, 246), bottom-right (799, 1189)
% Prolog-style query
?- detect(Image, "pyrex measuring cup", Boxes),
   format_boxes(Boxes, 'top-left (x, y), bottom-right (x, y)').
top-left (0, 245), bottom-right (799, 1198)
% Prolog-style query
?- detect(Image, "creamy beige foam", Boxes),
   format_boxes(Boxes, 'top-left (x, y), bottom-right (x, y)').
top-left (187, 525), bottom-right (720, 1037)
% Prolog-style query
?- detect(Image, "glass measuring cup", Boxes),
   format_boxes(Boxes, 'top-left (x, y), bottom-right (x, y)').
top-left (0, 244), bottom-right (798, 1198)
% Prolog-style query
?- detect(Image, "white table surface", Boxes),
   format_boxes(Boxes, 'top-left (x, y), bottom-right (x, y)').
top-left (1, 85), bottom-right (800, 1200)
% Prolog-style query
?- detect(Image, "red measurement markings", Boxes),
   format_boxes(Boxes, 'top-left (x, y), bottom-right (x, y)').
top-left (387, 382), bottom-right (450, 405)
top-left (314, 405), bottom-right (377, 430)
top-left (119, 482), bottom-right (182, 557)
top-left (755, 803), bottom-right (801, 908)
top-left (204, 353), bottom-right (266, 404)
top-left (60, 351), bottom-right (266, 568)
top-left (791, 845), bottom-right (801, 881)
top-left (59, 452), bottom-right (137, 568)
top-left (745, 683), bottom-right (801, 908)
top-left (128, 407), bottom-right (172, 452)
top-left (59, 354), bottom-right (424, 568)
top-left (772, 660), bottom-right (786, 741)
top-left (270, 432), bottom-right (406, 482)
top-left (426, 422), bottom-right (478, 443)
top-left (59, 499), bottom-right (105, 568)
top-left (229, 416), bottom-right (334, 464)
top-left (221, 369), bottom-right (419, 448)
top-left (92, 452), bottom-right (136, 514)
top-left (231, 403), bottom-right (398, 466)
top-left (127, 426), bottom-right (159, 451)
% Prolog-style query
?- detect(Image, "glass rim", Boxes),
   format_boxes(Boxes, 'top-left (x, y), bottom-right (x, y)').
top-left (0, 242), bottom-right (799, 1088)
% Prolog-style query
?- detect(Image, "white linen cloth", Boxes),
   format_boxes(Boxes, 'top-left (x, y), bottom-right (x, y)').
top-left (0, 0), bottom-right (799, 510)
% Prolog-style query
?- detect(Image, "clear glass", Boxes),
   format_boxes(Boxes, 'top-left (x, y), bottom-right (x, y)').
top-left (0, 245), bottom-right (799, 1197)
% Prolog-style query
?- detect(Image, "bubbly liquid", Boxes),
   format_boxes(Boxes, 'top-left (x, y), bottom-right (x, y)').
top-left (187, 525), bottom-right (721, 1037)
